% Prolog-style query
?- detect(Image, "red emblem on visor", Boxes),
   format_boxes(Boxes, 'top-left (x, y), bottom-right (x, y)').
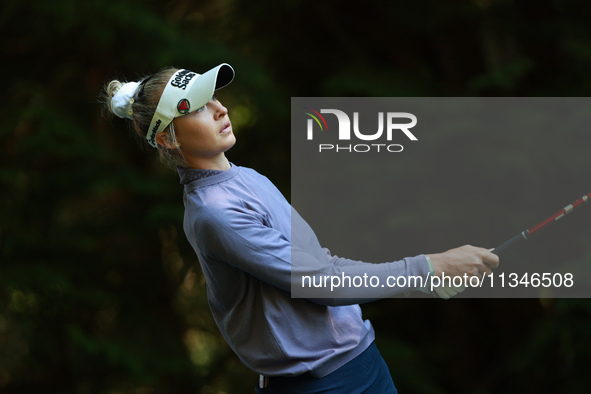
top-left (177, 99), bottom-right (190, 114)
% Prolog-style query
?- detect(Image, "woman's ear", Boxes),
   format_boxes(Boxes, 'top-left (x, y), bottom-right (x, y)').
top-left (156, 131), bottom-right (180, 149)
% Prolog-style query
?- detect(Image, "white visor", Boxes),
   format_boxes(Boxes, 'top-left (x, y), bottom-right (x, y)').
top-left (146, 63), bottom-right (235, 148)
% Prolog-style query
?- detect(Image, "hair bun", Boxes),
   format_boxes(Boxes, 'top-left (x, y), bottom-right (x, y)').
top-left (109, 81), bottom-right (140, 119)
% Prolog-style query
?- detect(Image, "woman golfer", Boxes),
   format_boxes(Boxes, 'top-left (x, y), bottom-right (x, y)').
top-left (105, 63), bottom-right (499, 393)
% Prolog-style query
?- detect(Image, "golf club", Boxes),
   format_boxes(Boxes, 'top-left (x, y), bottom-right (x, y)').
top-left (491, 192), bottom-right (591, 255)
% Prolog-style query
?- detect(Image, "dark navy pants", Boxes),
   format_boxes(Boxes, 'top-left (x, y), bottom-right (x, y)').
top-left (254, 342), bottom-right (398, 393)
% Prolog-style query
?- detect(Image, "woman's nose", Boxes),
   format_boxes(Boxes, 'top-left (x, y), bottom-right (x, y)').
top-left (211, 101), bottom-right (228, 119)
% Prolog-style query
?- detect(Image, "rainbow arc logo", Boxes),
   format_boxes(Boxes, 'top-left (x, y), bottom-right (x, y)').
top-left (303, 107), bottom-right (329, 138)
top-left (301, 105), bottom-right (418, 153)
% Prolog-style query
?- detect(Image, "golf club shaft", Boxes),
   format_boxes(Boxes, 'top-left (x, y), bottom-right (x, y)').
top-left (491, 192), bottom-right (591, 255)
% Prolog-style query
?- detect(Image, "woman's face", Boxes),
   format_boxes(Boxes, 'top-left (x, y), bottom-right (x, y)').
top-left (171, 97), bottom-right (236, 162)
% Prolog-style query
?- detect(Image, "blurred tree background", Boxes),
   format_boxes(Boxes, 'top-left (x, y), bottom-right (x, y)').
top-left (1, 0), bottom-right (591, 393)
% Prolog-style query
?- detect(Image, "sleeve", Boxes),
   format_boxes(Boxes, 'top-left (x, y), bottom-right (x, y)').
top-left (194, 204), bottom-right (431, 306)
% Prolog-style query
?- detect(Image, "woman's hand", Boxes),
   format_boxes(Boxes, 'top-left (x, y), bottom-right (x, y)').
top-left (428, 245), bottom-right (499, 279)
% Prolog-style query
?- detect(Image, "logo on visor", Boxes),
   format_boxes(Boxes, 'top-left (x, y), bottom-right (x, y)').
top-left (177, 99), bottom-right (190, 114)
top-left (148, 119), bottom-right (162, 147)
top-left (171, 70), bottom-right (197, 90)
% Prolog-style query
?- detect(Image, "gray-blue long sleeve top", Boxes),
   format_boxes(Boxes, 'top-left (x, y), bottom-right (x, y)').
top-left (178, 164), bottom-right (430, 378)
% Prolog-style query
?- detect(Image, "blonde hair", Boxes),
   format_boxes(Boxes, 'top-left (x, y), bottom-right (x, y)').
top-left (103, 68), bottom-right (187, 168)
